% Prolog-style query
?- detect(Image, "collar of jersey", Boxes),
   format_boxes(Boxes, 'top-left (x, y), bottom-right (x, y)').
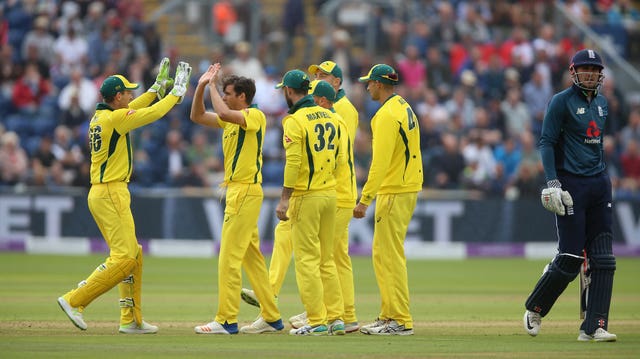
top-left (335, 88), bottom-right (346, 102)
top-left (571, 84), bottom-right (598, 99)
top-left (287, 95), bottom-right (315, 114)
top-left (95, 102), bottom-right (115, 111)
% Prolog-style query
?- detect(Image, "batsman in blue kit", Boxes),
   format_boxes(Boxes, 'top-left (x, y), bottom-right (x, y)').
top-left (523, 49), bottom-right (616, 342)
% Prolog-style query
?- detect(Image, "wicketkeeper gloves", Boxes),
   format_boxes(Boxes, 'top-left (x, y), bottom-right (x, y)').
top-left (540, 179), bottom-right (574, 216)
top-left (148, 57), bottom-right (173, 100)
top-left (170, 61), bottom-right (192, 104)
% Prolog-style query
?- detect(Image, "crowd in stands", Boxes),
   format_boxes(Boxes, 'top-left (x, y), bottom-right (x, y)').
top-left (1, 0), bottom-right (639, 200)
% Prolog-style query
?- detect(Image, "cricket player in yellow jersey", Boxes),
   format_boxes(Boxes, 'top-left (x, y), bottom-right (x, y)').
top-left (354, 64), bottom-right (423, 336)
top-left (275, 70), bottom-right (345, 336)
top-left (286, 72), bottom-right (360, 332)
top-left (241, 63), bottom-right (361, 333)
top-left (190, 63), bottom-right (283, 335)
top-left (57, 59), bottom-right (192, 333)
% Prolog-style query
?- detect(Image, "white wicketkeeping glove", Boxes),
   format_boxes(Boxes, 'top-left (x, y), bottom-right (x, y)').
top-left (540, 179), bottom-right (573, 216)
top-left (148, 57), bottom-right (173, 100)
top-left (170, 61), bottom-right (192, 104)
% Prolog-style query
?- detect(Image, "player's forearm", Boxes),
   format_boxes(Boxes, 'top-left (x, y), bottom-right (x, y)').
top-left (120, 95), bottom-right (179, 132)
top-left (208, 83), bottom-right (246, 126)
top-left (280, 186), bottom-right (294, 201)
top-left (129, 92), bottom-right (156, 110)
top-left (190, 83), bottom-right (219, 127)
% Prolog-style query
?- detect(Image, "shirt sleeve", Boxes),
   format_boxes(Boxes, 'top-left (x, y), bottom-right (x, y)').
top-left (360, 108), bottom-right (398, 205)
top-left (114, 94), bottom-right (179, 134)
top-left (538, 94), bottom-right (563, 182)
top-left (128, 92), bottom-right (156, 110)
top-left (282, 115), bottom-right (302, 188)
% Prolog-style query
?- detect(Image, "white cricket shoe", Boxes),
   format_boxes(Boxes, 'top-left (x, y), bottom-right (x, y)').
top-left (289, 324), bottom-right (327, 336)
top-left (578, 328), bottom-right (617, 342)
top-left (289, 311), bottom-right (308, 329)
top-left (119, 321), bottom-right (158, 334)
top-left (362, 320), bottom-right (414, 336)
top-left (57, 297), bottom-right (87, 330)
top-left (524, 310), bottom-right (541, 336)
top-left (240, 288), bottom-right (260, 308)
top-left (239, 316), bottom-right (284, 334)
top-left (194, 321), bottom-right (238, 334)
top-left (359, 318), bottom-right (387, 334)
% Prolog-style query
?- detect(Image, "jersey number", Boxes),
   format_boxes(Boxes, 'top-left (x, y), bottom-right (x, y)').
top-left (313, 122), bottom-right (336, 151)
top-left (89, 126), bottom-right (103, 152)
top-left (407, 108), bottom-right (417, 130)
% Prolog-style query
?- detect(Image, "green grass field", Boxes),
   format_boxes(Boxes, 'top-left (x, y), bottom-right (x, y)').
top-left (0, 253), bottom-right (638, 358)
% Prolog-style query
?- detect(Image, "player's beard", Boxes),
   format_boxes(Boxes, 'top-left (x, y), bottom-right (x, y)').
top-left (285, 91), bottom-right (294, 108)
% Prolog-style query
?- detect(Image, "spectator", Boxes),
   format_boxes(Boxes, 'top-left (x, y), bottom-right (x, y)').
top-left (500, 87), bottom-right (531, 138)
top-left (228, 41), bottom-right (265, 81)
top-left (52, 22), bottom-right (88, 83)
top-left (20, 15), bottom-right (55, 68)
top-left (620, 108), bottom-right (640, 149)
top-left (429, 133), bottom-right (466, 189)
top-left (0, 131), bottom-right (28, 185)
top-left (522, 67), bottom-right (552, 136)
top-left (58, 67), bottom-right (98, 117)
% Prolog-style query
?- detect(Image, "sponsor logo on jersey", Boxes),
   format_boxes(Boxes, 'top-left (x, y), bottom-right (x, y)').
top-left (127, 109), bottom-right (136, 115)
top-left (584, 120), bottom-right (601, 144)
top-left (576, 107), bottom-right (586, 115)
top-left (284, 135), bottom-right (292, 143)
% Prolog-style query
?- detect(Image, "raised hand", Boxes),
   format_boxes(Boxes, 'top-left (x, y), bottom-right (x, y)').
top-left (149, 57), bottom-right (173, 100)
top-left (170, 61), bottom-right (193, 104)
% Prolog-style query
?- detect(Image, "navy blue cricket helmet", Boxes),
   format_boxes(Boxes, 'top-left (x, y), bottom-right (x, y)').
top-left (569, 49), bottom-right (605, 91)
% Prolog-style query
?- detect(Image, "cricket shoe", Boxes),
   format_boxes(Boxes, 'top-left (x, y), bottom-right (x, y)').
top-left (524, 310), bottom-right (541, 336)
top-left (359, 318), bottom-right (387, 334)
top-left (289, 311), bottom-right (308, 329)
top-left (577, 328), bottom-right (617, 342)
top-left (194, 321), bottom-right (238, 334)
top-left (57, 297), bottom-right (87, 330)
top-left (119, 321), bottom-right (158, 334)
top-left (328, 319), bottom-right (345, 336)
top-left (289, 324), bottom-right (328, 336)
top-left (239, 316), bottom-right (284, 334)
top-left (240, 288), bottom-right (260, 308)
top-left (345, 322), bottom-right (360, 333)
top-left (362, 320), bottom-right (414, 336)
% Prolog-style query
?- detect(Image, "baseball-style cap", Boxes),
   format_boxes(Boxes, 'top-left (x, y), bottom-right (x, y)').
top-left (308, 80), bottom-right (336, 102)
top-left (275, 69), bottom-right (310, 90)
top-left (100, 75), bottom-right (139, 98)
top-left (358, 64), bottom-right (399, 85)
top-left (308, 60), bottom-right (343, 80)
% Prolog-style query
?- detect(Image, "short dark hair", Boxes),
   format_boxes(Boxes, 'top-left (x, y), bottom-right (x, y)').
top-left (222, 75), bottom-right (256, 104)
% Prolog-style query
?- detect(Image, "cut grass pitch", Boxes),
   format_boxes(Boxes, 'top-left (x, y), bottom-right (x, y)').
top-left (0, 253), bottom-right (638, 358)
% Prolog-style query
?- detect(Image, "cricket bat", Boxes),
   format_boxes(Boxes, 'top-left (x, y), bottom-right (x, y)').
top-left (579, 250), bottom-right (589, 319)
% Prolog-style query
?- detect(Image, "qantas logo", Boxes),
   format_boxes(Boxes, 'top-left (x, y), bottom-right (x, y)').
top-left (284, 135), bottom-right (292, 143)
top-left (127, 109), bottom-right (136, 115)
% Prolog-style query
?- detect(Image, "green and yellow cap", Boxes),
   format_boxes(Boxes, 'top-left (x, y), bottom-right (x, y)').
top-left (275, 69), bottom-right (310, 90)
top-left (358, 64), bottom-right (399, 85)
top-left (308, 80), bottom-right (336, 102)
top-left (308, 60), bottom-right (343, 80)
top-left (100, 75), bottom-right (139, 98)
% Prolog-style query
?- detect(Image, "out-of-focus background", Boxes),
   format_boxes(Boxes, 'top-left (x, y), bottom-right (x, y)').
top-left (0, 0), bottom-right (639, 257)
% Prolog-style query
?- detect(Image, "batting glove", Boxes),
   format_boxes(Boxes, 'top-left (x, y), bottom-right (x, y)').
top-left (540, 179), bottom-right (574, 216)
top-left (170, 61), bottom-right (192, 104)
top-left (148, 57), bottom-right (173, 100)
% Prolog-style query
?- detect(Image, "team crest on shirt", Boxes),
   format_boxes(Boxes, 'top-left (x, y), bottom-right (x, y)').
top-left (576, 107), bottom-right (585, 115)
top-left (598, 106), bottom-right (604, 117)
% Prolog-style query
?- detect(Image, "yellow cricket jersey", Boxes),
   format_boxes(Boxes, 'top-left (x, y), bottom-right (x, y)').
top-left (360, 94), bottom-right (423, 205)
top-left (88, 92), bottom-right (179, 184)
top-left (333, 91), bottom-right (358, 207)
top-left (217, 105), bottom-right (265, 184)
top-left (282, 95), bottom-right (339, 192)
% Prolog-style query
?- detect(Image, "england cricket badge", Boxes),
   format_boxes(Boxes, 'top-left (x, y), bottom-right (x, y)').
top-left (598, 106), bottom-right (603, 117)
